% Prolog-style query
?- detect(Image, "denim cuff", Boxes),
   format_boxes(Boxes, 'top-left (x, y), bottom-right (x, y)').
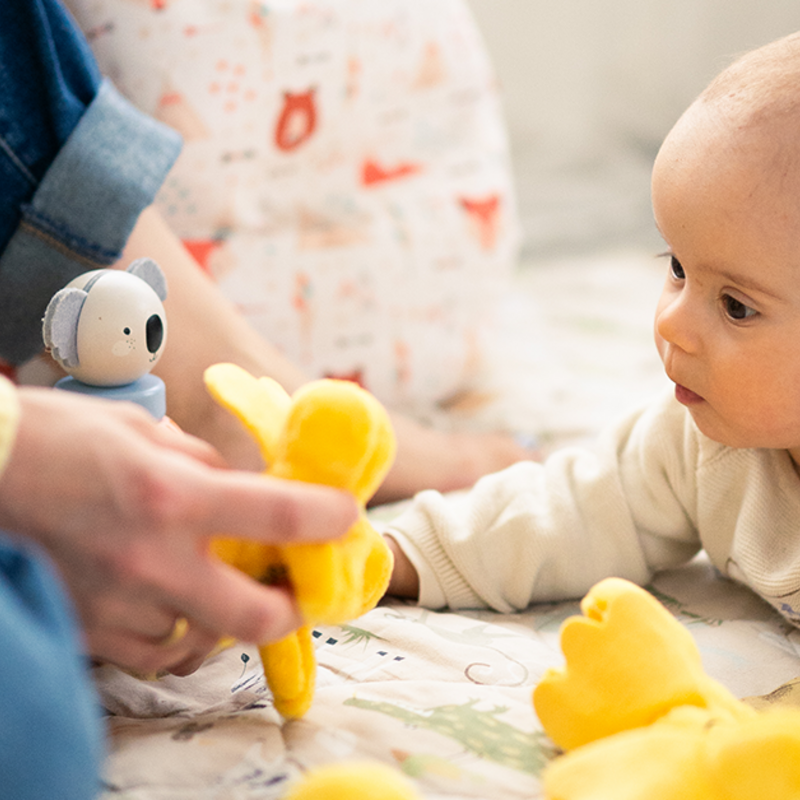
top-left (0, 79), bottom-right (182, 365)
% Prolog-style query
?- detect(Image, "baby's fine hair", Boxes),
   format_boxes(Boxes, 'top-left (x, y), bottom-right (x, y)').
top-left (700, 31), bottom-right (800, 125)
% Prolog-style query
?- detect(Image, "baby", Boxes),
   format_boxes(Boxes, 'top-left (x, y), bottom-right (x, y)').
top-left (384, 31), bottom-right (800, 627)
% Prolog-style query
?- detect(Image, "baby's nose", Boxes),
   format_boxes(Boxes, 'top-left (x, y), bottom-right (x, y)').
top-left (655, 295), bottom-right (698, 355)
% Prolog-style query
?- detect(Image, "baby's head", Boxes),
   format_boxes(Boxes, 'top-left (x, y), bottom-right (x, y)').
top-left (651, 32), bottom-right (800, 463)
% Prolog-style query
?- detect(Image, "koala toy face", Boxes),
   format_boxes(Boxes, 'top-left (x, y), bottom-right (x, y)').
top-left (43, 259), bottom-right (168, 387)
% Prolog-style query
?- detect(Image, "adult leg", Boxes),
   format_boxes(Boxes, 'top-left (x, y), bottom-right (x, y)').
top-left (0, 534), bottom-right (104, 800)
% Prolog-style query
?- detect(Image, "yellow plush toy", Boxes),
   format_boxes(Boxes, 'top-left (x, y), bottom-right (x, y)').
top-left (533, 578), bottom-right (800, 799)
top-left (204, 363), bottom-right (396, 718)
top-left (284, 762), bottom-right (421, 800)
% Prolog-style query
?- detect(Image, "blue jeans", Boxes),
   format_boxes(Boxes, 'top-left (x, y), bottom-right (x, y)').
top-left (0, 0), bottom-right (181, 365)
top-left (0, 534), bottom-right (104, 800)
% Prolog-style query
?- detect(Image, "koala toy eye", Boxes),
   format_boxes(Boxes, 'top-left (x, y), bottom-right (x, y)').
top-left (146, 314), bottom-right (164, 354)
top-left (123, 327), bottom-right (131, 335)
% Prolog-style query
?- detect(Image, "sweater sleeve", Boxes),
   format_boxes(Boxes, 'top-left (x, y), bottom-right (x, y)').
top-left (0, 377), bottom-right (20, 480)
top-left (385, 392), bottom-right (703, 611)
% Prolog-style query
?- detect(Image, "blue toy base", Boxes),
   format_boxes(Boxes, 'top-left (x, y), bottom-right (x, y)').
top-left (55, 373), bottom-right (166, 419)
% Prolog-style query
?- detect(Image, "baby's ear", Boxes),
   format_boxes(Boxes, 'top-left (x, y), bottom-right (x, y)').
top-left (42, 288), bottom-right (87, 369)
top-left (127, 257), bottom-right (167, 301)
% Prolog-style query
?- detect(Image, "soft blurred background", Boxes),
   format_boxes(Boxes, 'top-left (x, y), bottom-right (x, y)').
top-left (467, 0), bottom-right (800, 259)
top-left (37, 1), bottom-right (800, 450)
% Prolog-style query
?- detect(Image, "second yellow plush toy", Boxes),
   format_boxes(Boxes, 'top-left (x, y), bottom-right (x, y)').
top-left (533, 578), bottom-right (800, 799)
top-left (204, 363), bottom-right (396, 718)
top-left (284, 761), bottom-right (421, 800)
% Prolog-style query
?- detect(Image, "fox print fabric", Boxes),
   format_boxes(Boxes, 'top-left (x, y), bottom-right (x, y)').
top-left (65, 0), bottom-right (520, 409)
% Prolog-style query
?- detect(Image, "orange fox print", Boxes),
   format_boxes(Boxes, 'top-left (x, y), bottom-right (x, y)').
top-left (181, 239), bottom-right (223, 277)
top-left (361, 159), bottom-right (422, 187)
top-left (459, 194), bottom-right (501, 250)
top-left (247, 0), bottom-right (273, 55)
top-left (274, 89), bottom-right (318, 151)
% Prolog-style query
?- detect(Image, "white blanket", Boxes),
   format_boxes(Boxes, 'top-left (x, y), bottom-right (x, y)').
top-left (94, 549), bottom-right (800, 799)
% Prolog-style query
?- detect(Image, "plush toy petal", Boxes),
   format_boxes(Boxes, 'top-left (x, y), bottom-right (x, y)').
top-left (543, 704), bottom-right (800, 800)
top-left (272, 379), bottom-right (396, 503)
top-left (204, 363), bottom-right (291, 464)
top-left (259, 625), bottom-right (316, 719)
top-left (284, 762), bottom-right (421, 800)
top-left (209, 538), bottom-right (281, 583)
top-left (706, 709), bottom-right (800, 799)
top-left (358, 523), bottom-right (396, 616)
top-left (282, 517), bottom-right (392, 624)
top-left (533, 578), bottom-right (749, 751)
top-left (542, 706), bottom-right (715, 800)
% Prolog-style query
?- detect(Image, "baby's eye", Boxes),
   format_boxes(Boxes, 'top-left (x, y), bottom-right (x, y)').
top-left (722, 294), bottom-right (757, 321)
top-left (669, 255), bottom-right (685, 280)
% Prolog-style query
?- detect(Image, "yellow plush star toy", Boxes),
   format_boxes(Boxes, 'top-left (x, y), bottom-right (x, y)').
top-left (204, 363), bottom-right (396, 718)
top-left (533, 578), bottom-right (800, 799)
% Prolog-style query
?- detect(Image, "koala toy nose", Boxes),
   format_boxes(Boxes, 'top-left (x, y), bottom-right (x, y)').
top-left (146, 314), bottom-right (164, 354)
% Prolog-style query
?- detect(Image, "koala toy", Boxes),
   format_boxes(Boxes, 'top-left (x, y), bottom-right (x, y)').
top-left (42, 258), bottom-right (168, 418)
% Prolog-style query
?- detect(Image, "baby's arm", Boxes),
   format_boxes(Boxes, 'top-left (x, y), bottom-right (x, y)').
top-left (384, 535), bottom-right (420, 600)
top-left (379, 397), bottom-right (703, 612)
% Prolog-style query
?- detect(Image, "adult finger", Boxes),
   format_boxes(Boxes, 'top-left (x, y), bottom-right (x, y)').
top-left (87, 620), bottom-right (220, 676)
top-left (87, 629), bottom-right (189, 676)
top-left (187, 471), bottom-right (359, 543)
top-left (76, 593), bottom-right (180, 641)
top-left (155, 621), bottom-right (221, 676)
top-left (160, 556), bottom-right (303, 646)
top-left (145, 416), bottom-right (229, 469)
top-left (166, 641), bottom-right (221, 677)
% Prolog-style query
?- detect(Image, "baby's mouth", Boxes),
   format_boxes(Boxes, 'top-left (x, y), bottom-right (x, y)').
top-left (674, 383), bottom-right (704, 405)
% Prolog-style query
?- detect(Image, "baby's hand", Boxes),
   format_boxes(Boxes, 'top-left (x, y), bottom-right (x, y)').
top-left (383, 535), bottom-right (420, 600)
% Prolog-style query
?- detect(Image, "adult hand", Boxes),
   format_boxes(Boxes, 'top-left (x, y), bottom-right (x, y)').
top-left (0, 387), bottom-right (357, 676)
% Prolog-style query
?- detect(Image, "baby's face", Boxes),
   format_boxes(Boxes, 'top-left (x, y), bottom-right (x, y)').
top-left (652, 101), bottom-right (800, 462)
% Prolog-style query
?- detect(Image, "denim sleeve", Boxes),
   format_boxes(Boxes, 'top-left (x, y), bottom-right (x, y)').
top-left (0, 1), bottom-right (182, 366)
top-left (0, 0), bottom-right (101, 203)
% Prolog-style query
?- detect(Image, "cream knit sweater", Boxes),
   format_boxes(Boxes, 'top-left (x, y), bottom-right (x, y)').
top-left (386, 391), bottom-right (800, 627)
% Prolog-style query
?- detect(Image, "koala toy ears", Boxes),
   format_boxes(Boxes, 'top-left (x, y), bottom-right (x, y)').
top-left (126, 257), bottom-right (168, 302)
top-left (42, 258), bottom-right (167, 371)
